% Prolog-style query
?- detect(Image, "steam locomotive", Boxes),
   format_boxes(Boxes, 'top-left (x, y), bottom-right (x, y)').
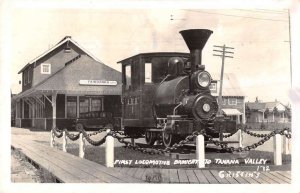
top-left (118, 29), bottom-right (237, 147)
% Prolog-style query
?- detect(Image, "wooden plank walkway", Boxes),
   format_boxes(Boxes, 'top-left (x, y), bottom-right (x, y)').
top-left (118, 167), bottom-right (291, 184)
top-left (12, 138), bottom-right (291, 184)
top-left (11, 139), bottom-right (143, 183)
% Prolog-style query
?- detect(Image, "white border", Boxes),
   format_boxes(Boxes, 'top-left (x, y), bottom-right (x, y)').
top-left (1, 0), bottom-right (300, 193)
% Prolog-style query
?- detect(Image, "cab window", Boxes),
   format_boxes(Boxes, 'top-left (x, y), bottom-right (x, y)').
top-left (145, 63), bottom-right (152, 83)
top-left (125, 65), bottom-right (131, 90)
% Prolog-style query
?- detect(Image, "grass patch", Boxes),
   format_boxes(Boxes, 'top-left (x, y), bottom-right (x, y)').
top-left (36, 168), bottom-right (57, 183)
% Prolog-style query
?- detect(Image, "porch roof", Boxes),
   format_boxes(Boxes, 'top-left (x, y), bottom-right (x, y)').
top-left (222, 108), bottom-right (242, 116)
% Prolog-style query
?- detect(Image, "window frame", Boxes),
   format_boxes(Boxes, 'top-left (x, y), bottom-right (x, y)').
top-left (125, 64), bottom-right (132, 90)
top-left (66, 96), bottom-right (77, 118)
top-left (41, 63), bottom-right (51, 74)
top-left (222, 98), bottom-right (227, 105)
top-left (209, 82), bottom-right (217, 93)
top-left (23, 69), bottom-right (28, 85)
top-left (228, 98), bottom-right (237, 105)
top-left (27, 67), bottom-right (31, 83)
top-left (145, 62), bottom-right (153, 84)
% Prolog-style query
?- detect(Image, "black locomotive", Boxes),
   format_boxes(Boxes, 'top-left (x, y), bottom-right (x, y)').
top-left (118, 29), bottom-right (237, 147)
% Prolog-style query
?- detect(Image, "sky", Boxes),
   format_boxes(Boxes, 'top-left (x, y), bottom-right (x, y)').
top-left (7, 3), bottom-right (294, 104)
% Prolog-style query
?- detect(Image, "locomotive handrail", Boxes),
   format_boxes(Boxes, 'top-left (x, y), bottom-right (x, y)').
top-left (173, 102), bottom-right (182, 115)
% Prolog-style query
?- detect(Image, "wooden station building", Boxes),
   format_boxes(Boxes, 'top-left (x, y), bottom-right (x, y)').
top-left (12, 36), bottom-right (121, 130)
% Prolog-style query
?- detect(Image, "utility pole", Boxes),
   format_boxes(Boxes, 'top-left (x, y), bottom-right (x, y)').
top-left (213, 45), bottom-right (234, 115)
top-left (288, 9), bottom-right (292, 87)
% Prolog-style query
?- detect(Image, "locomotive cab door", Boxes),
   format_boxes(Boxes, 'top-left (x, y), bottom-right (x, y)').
top-left (121, 57), bottom-right (142, 128)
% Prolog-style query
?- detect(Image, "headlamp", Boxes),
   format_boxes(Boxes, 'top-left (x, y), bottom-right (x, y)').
top-left (196, 71), bottom-right (211, 88)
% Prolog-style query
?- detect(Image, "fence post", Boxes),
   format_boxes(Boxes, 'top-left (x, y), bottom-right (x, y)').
top-left (273, 133), bottom-right (282, 165)
top-left (196, 134), bottom-right (205, 168)
top-left (50, 129), bottom-right (54, 147)
top-left (283, 136), bottom-right (291, 155)
top-left (131, 138), bottom-right (135, 146)
top-left (62, 131), bottom-right (67, 152)
top-left (238, 129), bottom-right (243, 148)
top-left (79, 133), bottom-right (85, 158)
top-left (106, 129), bottom-right (114, 168)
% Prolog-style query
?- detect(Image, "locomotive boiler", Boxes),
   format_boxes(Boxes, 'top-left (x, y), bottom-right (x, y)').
top-left (118, 29), bottom-right (237, 147)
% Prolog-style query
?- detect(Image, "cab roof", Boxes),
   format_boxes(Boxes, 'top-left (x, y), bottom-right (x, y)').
top-left (117, 52), bottom-right (190, 64)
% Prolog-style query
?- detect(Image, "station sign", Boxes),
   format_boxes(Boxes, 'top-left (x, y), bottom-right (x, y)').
top-left (79, 80), bottom-right (117, 86)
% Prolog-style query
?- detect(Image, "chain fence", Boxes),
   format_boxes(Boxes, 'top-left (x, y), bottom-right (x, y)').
top-left (52, 127), bottom-right (109, 146)
top-left (239, 125), bottom-right (292, 139)
top-left (51, 125), bottom-right (291, 154)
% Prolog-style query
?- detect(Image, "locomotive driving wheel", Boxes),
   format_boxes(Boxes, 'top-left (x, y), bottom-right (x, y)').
top-left (145, 131), bottom-right (156, 146)
top-left (162, 131), bottom-right (179, 147)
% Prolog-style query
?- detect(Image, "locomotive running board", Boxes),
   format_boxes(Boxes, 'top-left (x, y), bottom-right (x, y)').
top-left (147, 128), bottom-right (163, 132)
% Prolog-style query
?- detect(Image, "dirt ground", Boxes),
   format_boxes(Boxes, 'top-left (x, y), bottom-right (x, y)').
top-left (11, 150), bottom-right (42, 183)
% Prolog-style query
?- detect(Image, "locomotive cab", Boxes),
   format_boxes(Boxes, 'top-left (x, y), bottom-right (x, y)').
top-left (118, 52), bottom-right (190, 139)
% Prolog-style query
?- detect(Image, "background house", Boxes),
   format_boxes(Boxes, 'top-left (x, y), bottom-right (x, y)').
top-left (246, 98), bottom-right (291, 123)
top-left (210, 73), bottom-right (246, 124)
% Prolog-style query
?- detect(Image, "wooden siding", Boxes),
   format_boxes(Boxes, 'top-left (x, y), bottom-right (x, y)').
top-left (32, 45), bottom-right (82, 87)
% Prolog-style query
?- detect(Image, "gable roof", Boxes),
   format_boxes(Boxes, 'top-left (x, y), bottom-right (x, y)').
top-left (13, 55), bottom-right (121, 100)
top-left (211, 73), bottom-right (245, 97)
top-left (18, 36), bottom-right (103, 74)
top-left (246, 101), bottom-right (286, 112)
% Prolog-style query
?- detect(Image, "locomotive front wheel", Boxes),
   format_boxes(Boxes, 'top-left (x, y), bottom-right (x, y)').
top-left (75, 123), bottom-right (84, 131)
top-left (162, 132), bottom-right (178, 147)
top-left (145, 131), bottom-right (156, 146)
top-left (105, 123), bottom-right (114, 131)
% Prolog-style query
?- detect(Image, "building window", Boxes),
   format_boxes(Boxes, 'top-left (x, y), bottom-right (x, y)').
top-left (222, 98), bottom-right (227, 105)
top-left (228, 98), bottom-right (237, 105)
top-left (67, 96), bottom-right (77, 118)
top-left (23, 69), bottom-right (28, 85)
top-left (209, 82), bottom-right (217, 93)
top-left (91, 98), bottom-right (102, 111)
top-left (145, 63), bottom-right (152, 83)
top-left (41, 63), bottom-right (51, 74)
top-left (27, 67), bottom-right (31, 83)
top-left (79, 97), bottom-right (89, 114)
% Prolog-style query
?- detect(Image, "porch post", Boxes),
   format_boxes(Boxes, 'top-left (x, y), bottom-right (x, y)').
top-left (22, 99), bottom-right (24, 119)
top-left (52, 92), bottom-right (57, 129)
top-left (32, 100), bottom-right (35, 127)
top-left (77, 95), bottom-right (80, 118)
top-left (15, 101), bottom-right (18, 119)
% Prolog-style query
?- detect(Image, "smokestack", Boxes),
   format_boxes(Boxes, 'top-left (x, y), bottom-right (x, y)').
top-left (180, 29), bottom-right (213, 72)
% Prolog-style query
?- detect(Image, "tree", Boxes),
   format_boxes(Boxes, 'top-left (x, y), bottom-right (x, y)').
top-left (285, 106), bottom-right (292, 119)
top-left (273, 107), bottom-right (279, 116)
top-left (264, 108), bottom-right (269, 119)
top-left (245, 105), bottom-right (251, 120)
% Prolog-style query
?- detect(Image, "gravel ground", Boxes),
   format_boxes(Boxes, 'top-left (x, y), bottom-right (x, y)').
top-left (11, 149), bottom-right (56, 183)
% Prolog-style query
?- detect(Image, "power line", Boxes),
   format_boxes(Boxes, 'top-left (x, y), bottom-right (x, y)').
top-left (236, 9), bottom-right (287, 15)
top-left (257, 9), bottom-right (288, 14)
top-left (183, 9), bottom-right (288, 22)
